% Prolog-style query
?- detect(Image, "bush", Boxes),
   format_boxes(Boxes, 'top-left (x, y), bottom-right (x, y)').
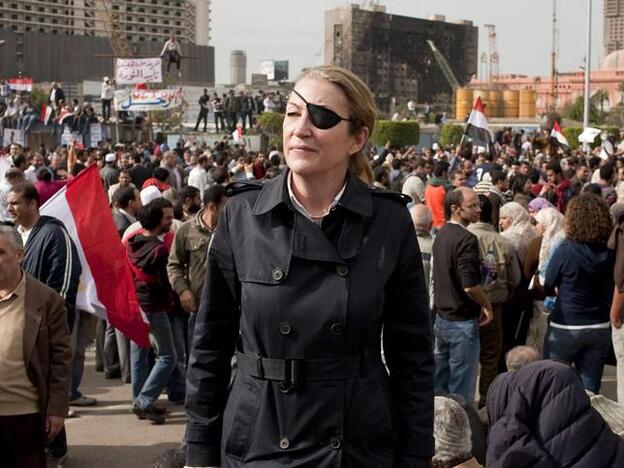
top-left (371, 120), bottom-right (420, 147)
top-left (256, 112), bottom-right (285, 148)
top-left (562, 128), bottom-right (582, 150)
top-left (439, 124), bottom-right (464, 147)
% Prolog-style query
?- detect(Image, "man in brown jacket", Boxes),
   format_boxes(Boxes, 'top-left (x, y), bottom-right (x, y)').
top-left (0, 226), bottom-right (72, 467)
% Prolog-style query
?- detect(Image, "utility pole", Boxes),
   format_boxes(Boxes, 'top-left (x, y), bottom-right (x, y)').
top-left (549, 0), bottom-right (559, 112)
top-left (583, 0), bottom-right (592, 154)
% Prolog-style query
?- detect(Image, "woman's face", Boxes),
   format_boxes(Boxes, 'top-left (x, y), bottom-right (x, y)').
top-left (533, 220), bottom-right (545, 236)
top-left (499, 215), bottom-right (512, 231)
top-left (283, 78), bottom-right (368, 179)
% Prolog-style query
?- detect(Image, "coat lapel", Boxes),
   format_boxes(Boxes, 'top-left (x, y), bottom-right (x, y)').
top-left (23, 276), bottom-right (43, 365)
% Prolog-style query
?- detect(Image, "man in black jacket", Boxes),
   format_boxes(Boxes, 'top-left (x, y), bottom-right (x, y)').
top-left (7, 182), bottom-right (82, 464)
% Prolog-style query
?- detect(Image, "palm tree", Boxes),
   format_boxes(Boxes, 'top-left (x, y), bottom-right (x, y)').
top-left (619, 81), bottom-right (624, 104)
top-left (591, 89), bottom-right (610, 112)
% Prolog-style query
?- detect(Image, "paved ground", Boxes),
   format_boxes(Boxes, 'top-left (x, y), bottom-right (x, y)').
top-left (61, 350), bottom-right (619, 468)
top-left (64, 350), bottom-right (185, 468)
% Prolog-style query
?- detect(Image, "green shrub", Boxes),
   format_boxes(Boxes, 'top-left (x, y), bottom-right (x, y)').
top-left (562, 128), bottom-right (582, 150)
top-left (439, 124), bottom-right (464, 147)
top-left (371, 120), bottom-right (420, 146)
top-left (256, 112), bottom-right (285, 148)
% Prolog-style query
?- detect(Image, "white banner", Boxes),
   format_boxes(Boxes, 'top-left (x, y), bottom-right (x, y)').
top-left (114, 88), bottom-right (184, 112)
top-left (3, 128), bottom-right (25, 146)
top-left (115, 58), bottom-right (162, 84)
top-left (8, 78), bottom-right (33, 92)
top-left (61, 128), bottom-right (83, 146)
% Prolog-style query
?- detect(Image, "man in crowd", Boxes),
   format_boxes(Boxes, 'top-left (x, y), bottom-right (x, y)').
top-left (108, 169), bottom-right (135, 204)
top-left (187, 153), bottom-right (211, 199)
top-left (7, 182), bottom-right (83, 464)
top-left (0, 226), bottom-right (72, 467)
top-left (425, 161), bottom-right (451, 232)
top-left (410, 204), bottom-right (433, 296)
top-left (127, 198), bottom-right (183, 424)
top-left (100, 77), bottom-right (114, 122)
top-left (161, 151), bottom-right (184, 192)
top-left (175, 186), bottom-right (202, 222)
top-left (432, 187), bottom-right (493, 402)
top-left (541, 161), bottom-right (572, 212)
top-left (468, 195), bottom-right (521, 407)
top-left (128, 153), bottom-right (151, 190)
top-left (487, 169), bottom-right (508, 229)
top-left (100, 153), bottom-right (119, 192)
top-left (168, 184), bottom-right (226, 352)
top-left (194, 89), bottom-right (210, 133)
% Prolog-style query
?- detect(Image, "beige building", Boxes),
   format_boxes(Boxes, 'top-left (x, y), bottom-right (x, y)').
top-left (605, 0), bottom-right (624, 55)
top-left (0, 0), bottom-right (210, 45)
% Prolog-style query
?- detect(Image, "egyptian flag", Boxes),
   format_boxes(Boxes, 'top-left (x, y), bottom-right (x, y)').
top-left (55, 106), bottom-right (73, 125)
top-left (550, 121), bottom-right (569, 149)
top-left (41, 104), bottom-right (55, 125)
top-left (464, 97), bottom-right (492, 149)
top-left (41, 165), bottom-right (149, 347)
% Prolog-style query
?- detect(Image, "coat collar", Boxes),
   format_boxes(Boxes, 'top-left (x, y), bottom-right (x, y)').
top-left (253, 168), bottom-right (373, 219)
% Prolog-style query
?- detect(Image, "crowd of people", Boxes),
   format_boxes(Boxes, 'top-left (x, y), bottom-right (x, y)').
top-left (3, 63), bottom-right (624, 467)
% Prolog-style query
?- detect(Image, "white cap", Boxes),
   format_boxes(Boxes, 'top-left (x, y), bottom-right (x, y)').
top-left (140, 186), bottom-right (162, 205)
top-left (104, 153), bottom-right (116, 163)
top-left (432, 142), bottom-right (439, 150)
top-left (103, 76), bottom-right (109, 82)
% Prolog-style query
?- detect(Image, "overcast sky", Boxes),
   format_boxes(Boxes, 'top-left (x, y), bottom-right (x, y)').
top-left (210, 0), bottom-right (603, 85)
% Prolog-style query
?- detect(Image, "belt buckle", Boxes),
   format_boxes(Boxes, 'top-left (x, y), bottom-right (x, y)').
top-left (279, 359), bottom-right (304, 394)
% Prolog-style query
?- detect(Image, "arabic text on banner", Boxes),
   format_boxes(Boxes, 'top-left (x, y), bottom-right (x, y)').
top-left (113, 88), bottom-right (184, 112)
top-left (8, 78), bottom-right (33, 92)
top-left (115, 58), bottom-right (163, 84)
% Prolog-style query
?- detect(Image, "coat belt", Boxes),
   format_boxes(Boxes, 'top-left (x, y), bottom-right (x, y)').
top-left (235, 351), bottom-right (382, 389)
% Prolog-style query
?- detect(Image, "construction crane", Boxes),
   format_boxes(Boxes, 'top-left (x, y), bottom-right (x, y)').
top-left (484, 24), bottom-right (499, 80)
top-left (98, 0), bottom-right (133, 58)
top-left (427, 39), bottom-right (461, 90)
top-left (480, 51), bottom-right (488, 81)
top-left (549, 0), bottom-right (559, 111)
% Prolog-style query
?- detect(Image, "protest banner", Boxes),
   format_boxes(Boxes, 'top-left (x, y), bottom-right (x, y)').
top-left (89, 123), bottom-right (103, 147)
top-left (3, 128), bottom-right (25, 146)
top-left (61, 128), bottom-right (83, 146)
top-left (114, 88), bottom-right (184, 112)
top-left (8, 77), bottom-right (33, 92)
top-left (115, 58), bottom-right (162, 84)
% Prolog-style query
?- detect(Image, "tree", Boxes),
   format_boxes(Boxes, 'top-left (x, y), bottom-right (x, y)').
top-left (371, 121), bottom-right (420, 146)
top-left (618, 81), bottom-right (624, 104)
top-left (256, 112), bottom-right (285, 148)
top-left (592, 89), bottom-right (610, 112)
top-left (562, 96), bottom-right (605, 125)
top-left (439, 124), bottom-right (464, 146)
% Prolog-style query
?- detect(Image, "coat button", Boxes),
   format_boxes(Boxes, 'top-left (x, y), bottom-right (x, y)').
top-left (279, 322), bottom-right (292, 335)
top-left (329, 437), bottom-right (342, 450)
top-left (272, 267), bottom-right (285, 282)
top-left (279, 437), bottom-right (290, 449)
top-left (278, 382), bottom-right (294, 394)
top-left (336, 265), bottom-right (349, 277)
top-left (330, 322), bottom-right (344, 336)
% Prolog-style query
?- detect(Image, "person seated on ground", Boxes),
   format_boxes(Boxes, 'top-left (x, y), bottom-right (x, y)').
top-left (433, 396), bottom-right (483, 468)
top-left (505, 345), bottom-right (539, 372)
top-left (487, 360), bottom-right (624, 467)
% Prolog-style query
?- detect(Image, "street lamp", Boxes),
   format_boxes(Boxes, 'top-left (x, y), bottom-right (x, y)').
top-left (582, 0), bottom-right (592, 155)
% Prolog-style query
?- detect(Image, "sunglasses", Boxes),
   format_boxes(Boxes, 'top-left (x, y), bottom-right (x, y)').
top-left (291, 89), bottom-right (355, 130)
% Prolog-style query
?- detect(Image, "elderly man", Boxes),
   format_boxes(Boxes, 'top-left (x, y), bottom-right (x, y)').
top-left (410, 204), bottom-right (433, 293)
top-left (161, 151), bottom-right (184, 192)
top-left (0, 226), bottom-right (72, 467)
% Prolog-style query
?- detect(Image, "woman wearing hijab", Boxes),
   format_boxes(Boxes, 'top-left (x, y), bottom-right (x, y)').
top-left (523, 207), bottom-right (566, 355)
top-left (527, 197), bottom-right (555, 215)
top-left (498, 202), bottom-right (537, 364)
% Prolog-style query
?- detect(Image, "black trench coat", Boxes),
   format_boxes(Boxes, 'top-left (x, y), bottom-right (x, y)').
top-left (185, 170), bottom-right (434, 468)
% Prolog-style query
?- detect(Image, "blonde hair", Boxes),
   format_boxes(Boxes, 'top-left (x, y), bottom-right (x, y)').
top-left (295, 66), bottom-right (376, 184)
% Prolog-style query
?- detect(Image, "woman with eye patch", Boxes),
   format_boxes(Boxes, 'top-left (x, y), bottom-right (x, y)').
top-left (184, 66), bottom-right (434, 468)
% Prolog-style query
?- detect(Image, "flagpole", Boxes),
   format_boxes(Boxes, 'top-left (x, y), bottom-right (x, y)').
top-left (582, 0), bottom-right (592, 155)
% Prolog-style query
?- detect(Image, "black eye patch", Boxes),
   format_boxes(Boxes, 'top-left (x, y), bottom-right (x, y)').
top-left (291, 89), bottom-right (354, 130)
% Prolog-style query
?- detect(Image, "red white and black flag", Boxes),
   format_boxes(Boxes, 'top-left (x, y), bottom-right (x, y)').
top-left (463, 97), bottom-right (492, 150)
top-left (550, 121), bottom-right (570, 149)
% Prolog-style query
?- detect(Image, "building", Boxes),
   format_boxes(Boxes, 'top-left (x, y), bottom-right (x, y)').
top-left (0, 0), bottom-right (207, 45)
top-left (230, 50), bottom-right (247, 85)
top-left (0, 0), bottom-right (214, 85)
top-left (325, 4), bottom-right (478, 112)
top-left (605, 0), bottom-right (624, 56)
top-left (468, 49), bottom-right (624, 116)
top-left (260, 60), bottom-right (289, 81)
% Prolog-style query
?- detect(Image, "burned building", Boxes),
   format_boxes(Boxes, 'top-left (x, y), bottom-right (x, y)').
top-left (325, 4), bottom-right (478, 113)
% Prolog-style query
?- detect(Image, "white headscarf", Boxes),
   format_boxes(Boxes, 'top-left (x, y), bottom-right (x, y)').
top-left (500, 202), bottom-right (536, 263)
top-left (534, 207), bottom-right (566, 283)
